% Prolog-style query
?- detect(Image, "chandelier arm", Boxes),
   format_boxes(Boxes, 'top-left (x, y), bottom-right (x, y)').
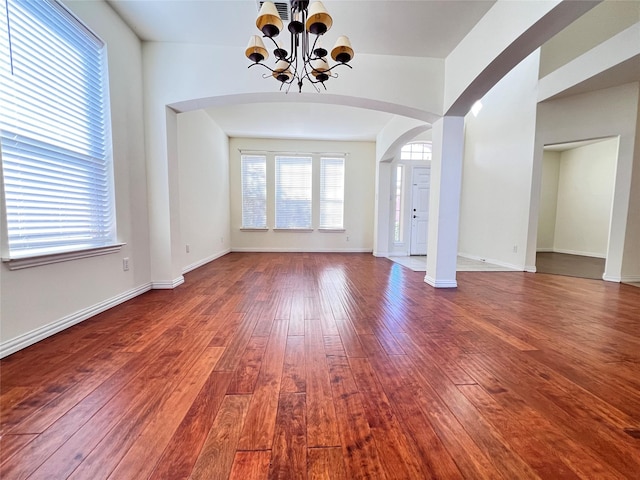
top-left (302, 75), bottom-right (321, 93)
top-left (248, 62), bottom-right (278, 73)
top-left (325, 62), bottom-right (353, 73)
top-left (301, 8), bottom-right (309, 63)
top-left (308, 34), bottom-right (321, 61)
top-left (287, 29), bottom-right (296, 63)
top-left (305, 75), bottom-right (328, 86)
top-left (262, 34), bottom-right (279, 50)
top-left (297, 68), bottom-right (322, 92)
top-left (250, 61), bottom-right (298, 88)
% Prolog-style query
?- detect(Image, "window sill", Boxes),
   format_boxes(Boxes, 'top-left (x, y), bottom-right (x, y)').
top-left (273, 228), bottom-right (314, 232)
top-left (318, 228), bottom-right (346, 233)
top-left (240, 228), bottom-right (269, 232)
top-left (2, 243), bottom-right (125, 271)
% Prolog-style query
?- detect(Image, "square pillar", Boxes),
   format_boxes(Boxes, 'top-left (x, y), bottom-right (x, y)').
top-left (425, 116), bottom-right (464, 288)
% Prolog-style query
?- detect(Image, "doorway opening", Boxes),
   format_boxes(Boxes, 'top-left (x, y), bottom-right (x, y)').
top-left (536, 137), bottom-right (618, 280)
top-left (393, 142), bottom-right (432, 257)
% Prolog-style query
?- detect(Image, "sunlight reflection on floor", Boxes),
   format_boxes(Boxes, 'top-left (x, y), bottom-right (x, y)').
top-left (387, 255), bottom-right (519, 272)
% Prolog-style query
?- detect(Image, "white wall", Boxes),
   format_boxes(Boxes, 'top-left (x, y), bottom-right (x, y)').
top-left (443, 0), bottom-right (595, 114)
top-left (458, 51), bottom-right (541, 270)
top-left (1, 0), bottom-right (150, 356)
top-left (553, 139), bottom-right (618, 257)
top-left (539, 1), bottom-right (640, 77)
top-left (622, 91), bottom-right (640, 281)
top-left (178, 111), bottom-right (231, 273)
top-left (229, 138), bottom-right (375, 252)
top-left (537, 151), bottom-right (561, 250)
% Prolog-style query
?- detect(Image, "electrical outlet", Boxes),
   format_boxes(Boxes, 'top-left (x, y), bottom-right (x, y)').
top-left (186, 244), bottom-right (190, 253)
top-left (346, 235), bottom-right (350, 242)
top-left (513, 245), bottom-right (518, 253)
top-left (220, 236), bottom-right (224, 243)
top-left (123, 257), bottom-right (129, 271)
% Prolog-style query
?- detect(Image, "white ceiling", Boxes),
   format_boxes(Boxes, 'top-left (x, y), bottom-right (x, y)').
top-left (205, 102), bottom-right (395, 141)
top-left (106, 0), bottom-right (495, 58)
top-left (105, 0), bottom-right (495, 140)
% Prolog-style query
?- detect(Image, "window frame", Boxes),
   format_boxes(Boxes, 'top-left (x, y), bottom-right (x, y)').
top-left (0, 0), bottom-right (120, 269)
top-left (400, 142), bottom-right (432, 161)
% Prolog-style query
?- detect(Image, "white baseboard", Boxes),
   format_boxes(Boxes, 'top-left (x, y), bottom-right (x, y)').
top-left (536, 248), bottom-right (554, 253)
top-left (525, 265), bottom-right (537, 273)
top-left (457, 252), bottom-right (523, 271)
top-left (0, 283), bottom-right (152, 359)
top-left (231, 247), bottom-right (373, 253)
top-left (151, 276), bottom-right (185, 289)
top-left (622, 275), bottom-right (640, 283)
top-left (424, 274), bottom-right (457, 288)
top-left (373, 251), bottom-right (390, 257)
top-left (599, 275), bottom-right (640, 283)
top-left (183, 249), bottom-right (230, 274)
top-left (549, 248), bottom-right (606, 259)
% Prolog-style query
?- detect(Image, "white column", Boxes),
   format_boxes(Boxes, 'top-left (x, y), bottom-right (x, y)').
top-left (425, 116), bottom-right (464, 288)
top-left (145, 107), bottom-right (184, 289)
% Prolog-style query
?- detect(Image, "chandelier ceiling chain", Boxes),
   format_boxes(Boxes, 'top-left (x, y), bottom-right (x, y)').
top-left (245, 0), bottom-right (354, 93)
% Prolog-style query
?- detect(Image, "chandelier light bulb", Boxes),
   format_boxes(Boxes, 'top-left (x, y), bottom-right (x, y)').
top-left (245, 35), bottom-right (268, 63)
top-left (256, 1), bottom-right (283, 38)
top-left (313, 38), bottom-right (328, 58)
top-left (272, 60), bottom-right (292, 82)
top-left (311, 57), bottom-right (330, 82)
top-left (306, 1), bottom-right (333, 35)
top-left (331, 36), bottom-right (354, 63)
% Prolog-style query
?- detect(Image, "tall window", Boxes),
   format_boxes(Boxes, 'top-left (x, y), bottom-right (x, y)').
top-left (394, 165), bottom-right (404, 242)
top-left (275, 156), bottom-right (312, 229)
top-left (319, 157), bottom-right (345, 229)
top-left (401, 142), bottom-right (432, 161)
top-left (240, 155), bottom-right (267, 228)
top-left (0, 0), bottom-right (114, 258)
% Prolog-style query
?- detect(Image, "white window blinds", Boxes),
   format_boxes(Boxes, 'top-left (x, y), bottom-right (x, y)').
top-left (319, 156), bottom-right (344, 229)
top-left (275, 155), bottom-right (312, 229)
top-left (0, 0), bottom-right (114, 258)
top-left (240, 155), bottom-right (267, 228)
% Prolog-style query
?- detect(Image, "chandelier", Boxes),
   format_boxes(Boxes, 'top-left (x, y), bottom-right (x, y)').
top-left (245, 1), bottom-right (354, 93)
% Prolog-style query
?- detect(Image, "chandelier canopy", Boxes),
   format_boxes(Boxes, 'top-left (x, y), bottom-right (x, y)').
top-left (245, 1), bottom-right (354, 93)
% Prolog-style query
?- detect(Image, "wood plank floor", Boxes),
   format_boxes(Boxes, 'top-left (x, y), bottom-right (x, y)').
top-left (2, 252), bottom-right (640, 479)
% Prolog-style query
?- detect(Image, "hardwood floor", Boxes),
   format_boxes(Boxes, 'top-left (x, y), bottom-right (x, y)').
top-left (2, 252), bottom-right (640, 479)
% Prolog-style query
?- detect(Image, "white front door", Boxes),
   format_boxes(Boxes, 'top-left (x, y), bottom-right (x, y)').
top-left (410, 167), bottom-right (430, 255)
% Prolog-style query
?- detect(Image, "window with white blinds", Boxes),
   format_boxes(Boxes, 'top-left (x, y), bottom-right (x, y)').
top-left (275, 156), bottom-right (312, 229)
top-left (240, 155), bottom-right (267, 228)
top-left (319, 156), bottom-right (345, 229)
top-left (0, 0), bottom-right (114, 259)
